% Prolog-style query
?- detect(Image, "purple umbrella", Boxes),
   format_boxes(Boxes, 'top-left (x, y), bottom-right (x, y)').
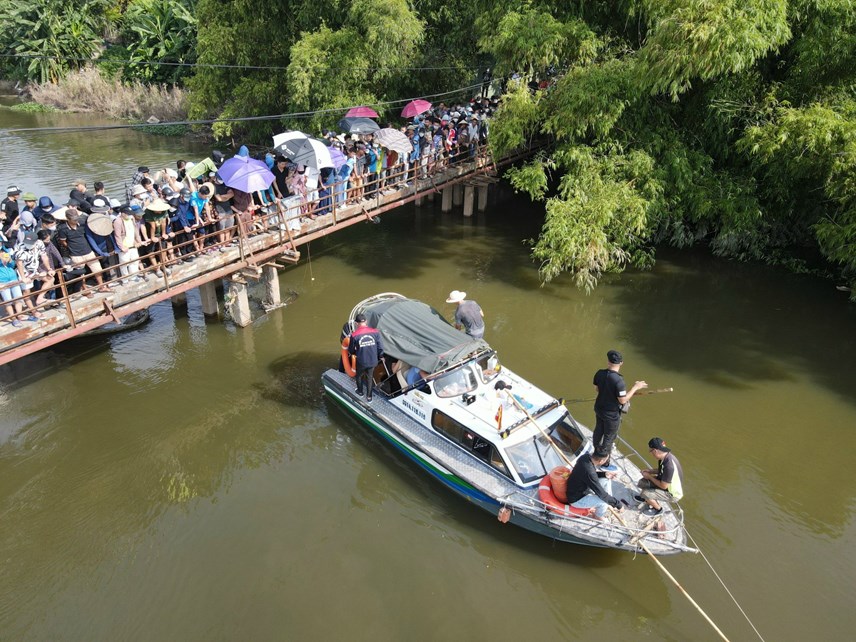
top-left (329, 147), bottom-right (347, 169)
top-left (218, 155), bottom-right (274, 193)
top-left (346, 106), bottom-right (378, 118)
top-left (401, 99), bottom-right (432, 118)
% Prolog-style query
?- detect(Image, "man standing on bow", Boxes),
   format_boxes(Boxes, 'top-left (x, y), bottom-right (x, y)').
top-left (446, 289), bottom-right (485, 339)
top-left (348, 313), bottom-right (384, 402)
top-left (592, 350), bottom-right (647, 460)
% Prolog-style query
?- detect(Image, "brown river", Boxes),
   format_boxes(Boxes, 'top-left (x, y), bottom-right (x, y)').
top-left (1, 101), bottom-right (855, 641)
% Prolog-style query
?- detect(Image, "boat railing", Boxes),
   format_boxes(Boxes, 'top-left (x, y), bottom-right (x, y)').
top-left (498, 488), bottom-right (692, 550)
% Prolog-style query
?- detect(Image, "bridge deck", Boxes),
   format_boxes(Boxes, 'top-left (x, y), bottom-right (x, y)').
top-left (0, 148), bottom-right (533, 365)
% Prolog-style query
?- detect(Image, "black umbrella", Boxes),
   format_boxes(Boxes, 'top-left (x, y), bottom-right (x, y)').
top-left (337, 117), bottom-right (380, 134)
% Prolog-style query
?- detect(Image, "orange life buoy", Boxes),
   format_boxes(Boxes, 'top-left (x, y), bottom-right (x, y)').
top-left (341, 337), bottom-right (356, 377)
top-left (538, 471), bottom-right (595, 518)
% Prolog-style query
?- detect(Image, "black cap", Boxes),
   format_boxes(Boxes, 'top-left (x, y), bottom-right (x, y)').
top-left (354, 313), bottom-right (367, 323)
top-left (648, 437), bottom-right (671, 453)
top-left (138, 166), bottom-right (149, 173)
top-left (607, 350), bottom-right (623, 364)
top-left (494, 380), bottom-right (512, 391)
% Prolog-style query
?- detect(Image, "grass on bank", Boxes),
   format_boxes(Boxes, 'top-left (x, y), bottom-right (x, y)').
top-left (29, 67), bottom-right (188, 123)
top-left (6, 102), bottom-right (58, 113)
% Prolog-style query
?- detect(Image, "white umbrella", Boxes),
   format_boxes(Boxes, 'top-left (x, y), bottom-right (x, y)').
top-left (272, 130), bottom-right (310, 157)
top-left (374, 127), bottom-right (413, 155)
top-left (290, 138), bottom-right (334, 169)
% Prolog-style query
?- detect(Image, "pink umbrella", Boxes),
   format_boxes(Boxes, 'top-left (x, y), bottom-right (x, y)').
top-left (401, 99), bottom-right (432, 118)
top-left (346, 106), bottom-right (378, 118)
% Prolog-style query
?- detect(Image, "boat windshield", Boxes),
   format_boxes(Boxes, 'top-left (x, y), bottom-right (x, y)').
top-left (477, 353), bottom-right (501, 384)
top-left (504, 414), bottom-right (584, 484)
top-left (433, 366), bottom-right (479, 398)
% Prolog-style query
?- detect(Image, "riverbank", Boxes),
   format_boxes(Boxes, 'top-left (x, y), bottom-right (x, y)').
top-left (19, 68), bottom-right (189, 129)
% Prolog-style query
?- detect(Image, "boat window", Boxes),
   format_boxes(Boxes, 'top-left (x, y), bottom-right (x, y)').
top-left (431, 410), bottom-right (511, 478)
top-left (505, 440), bottom-right (548, 484)
top-left (477, 353), bottom-right (501, 384)
top-left (433, 367), bottom-right (478, 398)
top-left (505, 414), bottom-right (581, 483)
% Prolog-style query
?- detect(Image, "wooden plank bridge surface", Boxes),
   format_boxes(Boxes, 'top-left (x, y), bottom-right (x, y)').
top-left (0, 146), bottom-right (535, 366)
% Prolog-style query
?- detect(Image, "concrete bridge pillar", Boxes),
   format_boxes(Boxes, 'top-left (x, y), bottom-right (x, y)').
top-left (463, 185), bottom-right (475, 218)
top-left (415, 196), bottom-right (424, 207)
top-left (427, 191), bottom-right (435, 202)
top-left (452, 184), bottom-right (463, 206)
top-left (441, 187), bottom-right (453, 212)
top-left (262, 265), bottom-right (281, 307)
top-left (478, 185), bottom-right (489, 212)
top-left (170, 292), bottom-right (187, 308)
top-left (226, 279), bottom-right (252, 327)
top-left (199, 281), bottom-right (220, 317)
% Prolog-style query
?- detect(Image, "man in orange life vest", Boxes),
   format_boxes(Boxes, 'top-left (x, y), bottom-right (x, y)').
top-left (348, 313), bottom-right (384, 402)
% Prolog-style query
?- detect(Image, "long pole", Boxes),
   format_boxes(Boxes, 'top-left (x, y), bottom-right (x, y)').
top-left (508, 394), bottom-right (574, 468)
top-left (566, 387), bottom-right (674, 404)
top-left (609, 508), bottom-right (730, 642)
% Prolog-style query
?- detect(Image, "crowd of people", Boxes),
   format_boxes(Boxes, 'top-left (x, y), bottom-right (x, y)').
top-left (0, 94), bottom-right (499, 329)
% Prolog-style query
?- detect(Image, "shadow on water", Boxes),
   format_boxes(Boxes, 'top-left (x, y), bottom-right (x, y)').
top-left (612, 247), bottom-right (856, 404)
top-left (315, 190), bottom-right (552, 295)
top-left (0, 338), bottom-right (113, 390)
top-left (259, 350), bottom-right (336, 408)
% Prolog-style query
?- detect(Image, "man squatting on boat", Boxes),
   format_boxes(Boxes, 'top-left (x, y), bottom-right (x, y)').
top-left (592, 349), bottom-right (647, 461)
top-left (348, 313), bottom-right (384, 402)
top-left (636, 437), bottom-right (684, 515)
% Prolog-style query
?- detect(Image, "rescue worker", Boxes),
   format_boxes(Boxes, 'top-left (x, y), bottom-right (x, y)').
top-left (348, 313), bottom-right (384, 402)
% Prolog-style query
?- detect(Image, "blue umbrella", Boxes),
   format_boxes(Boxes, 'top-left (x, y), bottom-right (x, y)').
top-left (218, 155), bottom-right (275, 193)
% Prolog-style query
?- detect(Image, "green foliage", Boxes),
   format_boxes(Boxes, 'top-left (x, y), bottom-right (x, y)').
top-left (188, 0), bottom-right (315, 139)
top-left (637, 0), bottom-right (791, 99)
top-left (120, 0), bottom-right (197, 84)
top-left (487, 82), bottom-right (541, 158)
top-left (284, 0), bottom-right (424, 132)
top-left (0, 0), bottom-right (108, 82)
top-left (542, 60), bottom-right (635, 141)
top-left (529, 144), bottom-right (656, 290)
top-left (478, 8), bottom-right (599, 78)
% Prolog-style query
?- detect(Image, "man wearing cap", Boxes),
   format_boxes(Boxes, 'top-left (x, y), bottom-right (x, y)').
top-left (564, 449), bottom-right (624, 520)
top-left (57, 208), bottom-right (109, 296)
top-left (592, 350), bottom-right (647, 459)
top-left (348, 313), bottom-right (384, 402)
top-left (1, 186), bottom-right (21, 230)
top-left (446, 290), bottom-right (485, 339)
top-left (637, 437), bottom-right (684, 515)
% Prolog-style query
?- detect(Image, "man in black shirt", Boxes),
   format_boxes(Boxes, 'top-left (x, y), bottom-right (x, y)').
top-left (1, 185), bottom-right (21, 232)
top-left (565, 450), bottom-right (623, 520)
top-left (57, 209), bottom-right (109, 296)
top-left (592, 350), bottom-right (647, 459)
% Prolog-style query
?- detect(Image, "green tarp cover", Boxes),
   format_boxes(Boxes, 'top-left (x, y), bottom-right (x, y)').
top-left (362, 298), bottom-right (490, 373)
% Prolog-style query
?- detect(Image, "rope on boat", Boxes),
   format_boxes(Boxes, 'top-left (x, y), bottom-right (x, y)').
top-left (616, 435), bottom-right (766, 641)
